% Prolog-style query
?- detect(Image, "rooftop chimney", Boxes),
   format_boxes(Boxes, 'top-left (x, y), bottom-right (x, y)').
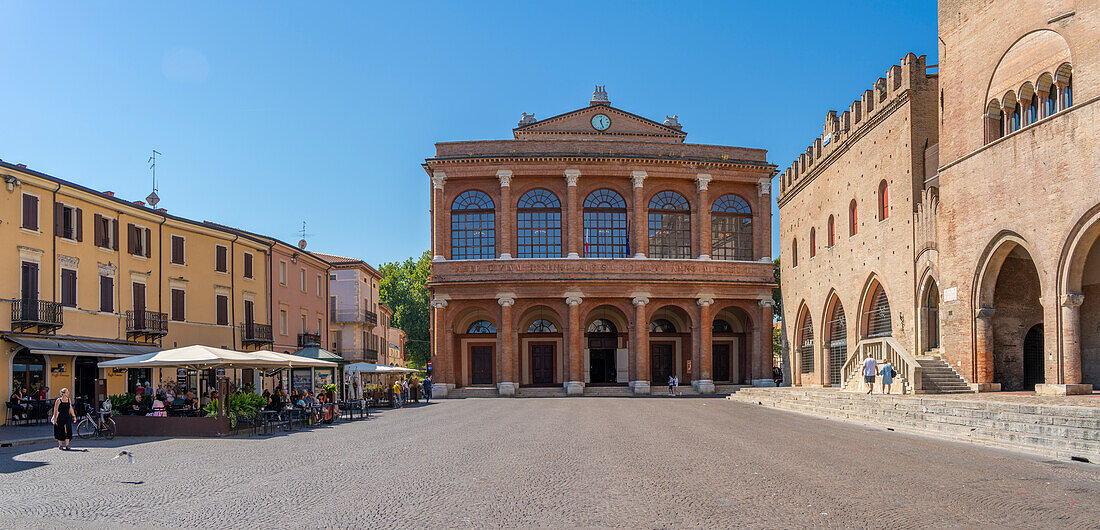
top-left (590, 85), bottom-right (609, 106)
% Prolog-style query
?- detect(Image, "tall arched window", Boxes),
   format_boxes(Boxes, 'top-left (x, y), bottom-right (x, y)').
top-left (451, 190), bottom-right (495, 260)
top-left (798, 311), bottom-right (814, 374)
top-left (1046, 85), bottom-right (1058, 117)
top-left (711, 194), bottom-right (753, 260)
top-left (648, 191), bottom-right (691, 259)
top-left (583, 189), bottom-right (628, 258)
top-left (864, 284), bottom-right (893, 338)
top-left (827, 215), bottom-right (836, 247)
top-left (791, 238), bottom-right (798, 267)
top-left (1026, 95), bottom-right (1037, 124)
top-left (1011, 104), bottom-right (1021, 132)
top-left (985, 99), bottom-right (1003, 143)
top-left (848, 199), bottom-right (858, 236)
top-left (809, 228), bottom-right (816, 258)
top-left (467, 320), bottom-right (496, 334)
top-left (1058, 63), bottom-right (1073, 109)
top-left (517, 189), bottom-right (561, 258)
top-left (826, 301), bottom-right (847, 386)
top-left (878, 180), bottom-right (889, 221)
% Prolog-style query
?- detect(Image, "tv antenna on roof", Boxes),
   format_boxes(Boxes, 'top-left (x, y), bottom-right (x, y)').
top-left (146, 149), bottom-right (162, 208)
top-left (297, 221), bottom-right (315, 250)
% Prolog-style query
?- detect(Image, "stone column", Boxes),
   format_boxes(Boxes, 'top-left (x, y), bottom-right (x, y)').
top-left (430, 298), bottom-right (450, 397)
top-left (1001, 104), bottom-right (1012, 135)
top-left (757, 299), bottom-right (776, 386)
top-left (694, 297), bottom-right (715, 393)
top-left (1037, 90), bottom-right (1049, 119)
top-left (1062, 292), bottom-right (1084, 385)
top-left (565, 170), bottom-right (581, 258)
top-left (631, 171), bottom-right (647, 259)
top-left (631, 296), bottom-right (650, 394)
top-left (431, 172), bottom-right (446, 261)
top-left (497, 170), bottom-right (513, 259)
top-left (1054, 80), bottom-right (1068, 111)
top-left (497, 296), bottom-right (516, 396)
top-left (974, 307), bottom-right (999, 391)
top-left (696, 173), bottom-right (712, 259)
top-left (565, 295), bottom-right (584, 395)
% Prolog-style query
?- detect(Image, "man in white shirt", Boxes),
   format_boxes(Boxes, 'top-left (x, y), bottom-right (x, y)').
top-left (861, 354), bottom-right (878, 394)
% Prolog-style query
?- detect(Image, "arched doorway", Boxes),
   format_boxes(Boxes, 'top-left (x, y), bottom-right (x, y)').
top-left (587, 318), bottom-right (619, 384)
top-left (824, 297), bottom-right (847, 386)
top-left (1062, 209), bottom-right (1100, 389)
top-left (648, 305), bottom-right (692, 386)
top-left (517, 305), bottom-right (564, 387)
top-left (862, 282), bottom-right (892, 339)
top-left (1023, 324), bottom-right (1044, 389)
top-left (920, 277), bottom-right (941, 354)
top-left (977, 238), bottom-right (1045, 391)
top-left (796, 306), bottom-right (815, 379)
top-left (465, 319), bottom-right (496, 386)
top-left (712, 306), bottom-right (752, 384)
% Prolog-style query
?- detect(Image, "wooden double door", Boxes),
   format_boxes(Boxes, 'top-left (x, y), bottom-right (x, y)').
top-left (651, 343), bottom-right (675, 384)
top-left (470, 345), bottom-right (493, 385)
top-left (531, 344), bottom-right (555, 385)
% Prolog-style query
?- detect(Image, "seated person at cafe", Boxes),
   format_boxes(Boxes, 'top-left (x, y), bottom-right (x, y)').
top-left (37, 386), bottom-right (49, 401)
top-left (8, 387), bottom-right (26, 420)
top-left (131, 393), bottom-right (151, 415)
top-left (151, 393), bottom-right (167, 417)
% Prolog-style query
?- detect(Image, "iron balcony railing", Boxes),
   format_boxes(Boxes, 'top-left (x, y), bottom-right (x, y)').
top-left (334, 348), bottom-right (377, 363)
top-left (332, 308), bottom-right (379, 326)
top-left (11, 299), bottom-right (64, 332)
top-left (297, 332), bottom-right (321, 347)
top-left (241, 322), bottom-right (274, 344)
top-left (126, 310), bottom-right (169, 336)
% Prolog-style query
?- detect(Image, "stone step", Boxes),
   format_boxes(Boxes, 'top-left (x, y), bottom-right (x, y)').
top-left (726, 389), bottom-right (1100, 461)
top-left (516, 387), bottom-right (567, 398)
top-left (447, 386), bottom-right (499, 398)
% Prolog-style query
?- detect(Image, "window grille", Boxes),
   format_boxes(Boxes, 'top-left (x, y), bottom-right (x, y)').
top-left (827, 302), bottom-right (847, 386)
top-left (583, 189), bottom-right (628, 258)
top-left (865, 286), bottom-right (893, 338)
top-left (711, 194), bottom-right (753, 260)
top-left (517, 189), bottom-right (561, 258)
top-left (451, 191), bottom-right (495, 260)
top-left (527, 319), bottom-right (557, 333)
top-left (587, 319), bottom-right (617, 333)
top-left (467, 320), bottom-right (496, 334)
top-left (799, 313), bottom-right (815, 374)
top-left (648, 191), bottom-right (691, 259)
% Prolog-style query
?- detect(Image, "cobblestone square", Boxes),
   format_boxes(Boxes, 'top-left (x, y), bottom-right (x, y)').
top-left (1, 397), bottom-right (1097, 528)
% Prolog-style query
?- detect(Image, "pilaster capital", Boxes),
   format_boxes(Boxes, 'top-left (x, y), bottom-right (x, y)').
top-left (697, 297), bottom-right (714, 307)
top-left (695, 173), bottom-right (712, 191)
top-left (564, 169), bottom-right (580, 186)
top-left (497, 169), bottom-right (513, 187)
top-left (1062, 292), bottom-right (1084, 308)
top-left (757, 178), bottom-right (771, 197)
top-left (430, 298), bottom-right (449, 309)
top-left (565, 296), bottom-right (583, 307)
top-left (431, 173), bottom-right (446, 190)
top-left (975, 306), bottom-right (995, 319)
top-left (631, 170), bottom-right (647, 188)
top-left (497, 296), bottom-right (515, 307)
top-left (632, 296), bottom-right (650, 307)
top-left (759, 298), bottom-right (776, 308)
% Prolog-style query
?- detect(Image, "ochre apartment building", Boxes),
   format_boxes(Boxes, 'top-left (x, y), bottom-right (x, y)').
top-left (778, 0), bottom-right (1097, 396)
top-left (426, 88), bottom-right (777, 397)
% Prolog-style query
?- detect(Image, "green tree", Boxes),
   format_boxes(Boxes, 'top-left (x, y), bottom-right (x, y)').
top-left (379, 250), bottom-right (431, 368)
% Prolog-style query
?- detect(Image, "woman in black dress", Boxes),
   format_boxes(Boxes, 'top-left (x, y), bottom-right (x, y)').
top-left (51, 388), bottom-right (75, 450)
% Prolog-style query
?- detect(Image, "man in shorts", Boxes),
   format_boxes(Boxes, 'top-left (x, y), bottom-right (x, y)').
top-left (861, 353), bottom-right (878, 394)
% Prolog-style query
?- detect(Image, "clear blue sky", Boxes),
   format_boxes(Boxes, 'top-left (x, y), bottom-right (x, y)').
top-left (0, 1), bottom-right (937, 266)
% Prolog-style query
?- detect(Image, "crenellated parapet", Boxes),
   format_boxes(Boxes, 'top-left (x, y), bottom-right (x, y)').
top-left (777, 53), bottom-right (932, 203)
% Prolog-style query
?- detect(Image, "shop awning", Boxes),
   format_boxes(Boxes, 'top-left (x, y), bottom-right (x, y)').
top-left (4, 335), bottom-right (160, 358)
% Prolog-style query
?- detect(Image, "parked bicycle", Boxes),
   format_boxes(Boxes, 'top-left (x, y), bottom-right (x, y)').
top-left (75, 405), bottom-right (116, 440)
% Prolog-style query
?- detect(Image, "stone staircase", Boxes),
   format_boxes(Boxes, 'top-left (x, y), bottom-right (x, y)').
top-left (447, 386), bottom-right (499, 398)
top-left (516, 386), bottom-right (567, 398)
top-left (727, 387), bottom-right (1100, 462)
top-left (916, 357), bottom-right (973, 393)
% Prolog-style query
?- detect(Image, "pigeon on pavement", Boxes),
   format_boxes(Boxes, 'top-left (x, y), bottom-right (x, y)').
top-left (113, 450), bottom-right (134, 464)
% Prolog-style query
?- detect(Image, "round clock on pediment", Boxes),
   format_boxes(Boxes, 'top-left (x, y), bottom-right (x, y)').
top-left (591, 113), bottom-right (611, 131)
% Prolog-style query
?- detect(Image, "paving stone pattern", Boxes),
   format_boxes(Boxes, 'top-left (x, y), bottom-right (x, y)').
top-left (0, 399), bottom-right (1097, 528)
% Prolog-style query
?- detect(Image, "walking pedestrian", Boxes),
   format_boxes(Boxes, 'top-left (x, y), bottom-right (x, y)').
top-left (674, 376), bottom-right (680, 396)
top-left (402, 379), bottom-right (410, 404)
top-left (50, 388), bottom-right (75, 450)
top-left (392, 380), bottom-right (402, 408)
top-left (424, 376), bottom-right (432, 403)
top-left (861, 353), bottom-right (878, 395)
top-left (668, 375), bottom-right (674, 396)
top-left (879, 360), bottom-right (895, 394)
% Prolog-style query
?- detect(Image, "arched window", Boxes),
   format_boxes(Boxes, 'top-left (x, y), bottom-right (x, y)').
top-left (648, 319), bottom-right (677, 333)
top-left (527, 319), bottom-right (557, 333)
top-left (451, 190), bottom-right (495, 260)
top-left (827, 215), bottom-right (836, 247)
top-left (1011, 104), bottom-right (1021, 132)
top-left (1027, 95), bottom-right (1037, 124)
top-left (648, 191), bottom-right (691, 259)
top-left (826, 301), bottom-right (847, 386)
top-left (809, 228), bottom-right (816, 258)
top-left (985, 99), bottom-right (1003, 142)
top-left (878, 180), bottom-right (889, 221)
top-left (587, 319), bottom-right (617, 333)
top-left (1046, 85), bottom-right (1058, 117)
top-left (848, 199), bottom-right (858, 236)
top-left (712, 319), bottom-right (733, 333)
top-left (467, 320), bottom-right (496, 334)
top-left (583, 189), bottom-right (628, 258)
top-left (711, 194), bottom-right (753, 261)
top-left (864, 285), bottom-right (892, 338)
top-left (517, 189), bottom-right (561, 258)
top-left (798, 311), bottom-right (814, 374)
top-left (791, 238), bottom-right (798, 267)
top-left (1057, 63), bottom-right (1073, 109)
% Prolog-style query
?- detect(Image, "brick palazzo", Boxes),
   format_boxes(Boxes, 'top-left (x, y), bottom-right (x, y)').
top-left (424, 88), bottom-right (776, 396)
top-left (777, 0), bottom-right (1099, 396)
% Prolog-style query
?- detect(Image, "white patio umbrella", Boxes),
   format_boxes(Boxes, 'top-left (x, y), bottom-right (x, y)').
top-left (251, 350), bottom-right (340, 368)
top-left (98, 345), bottom-right (275, 370)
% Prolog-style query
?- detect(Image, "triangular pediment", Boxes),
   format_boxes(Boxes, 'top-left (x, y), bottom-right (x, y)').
top-left (513, 104), bottom-right (686, 143)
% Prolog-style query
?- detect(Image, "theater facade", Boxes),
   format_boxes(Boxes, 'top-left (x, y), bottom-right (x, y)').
top-left (425, 88), bottom-right (777, 397)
